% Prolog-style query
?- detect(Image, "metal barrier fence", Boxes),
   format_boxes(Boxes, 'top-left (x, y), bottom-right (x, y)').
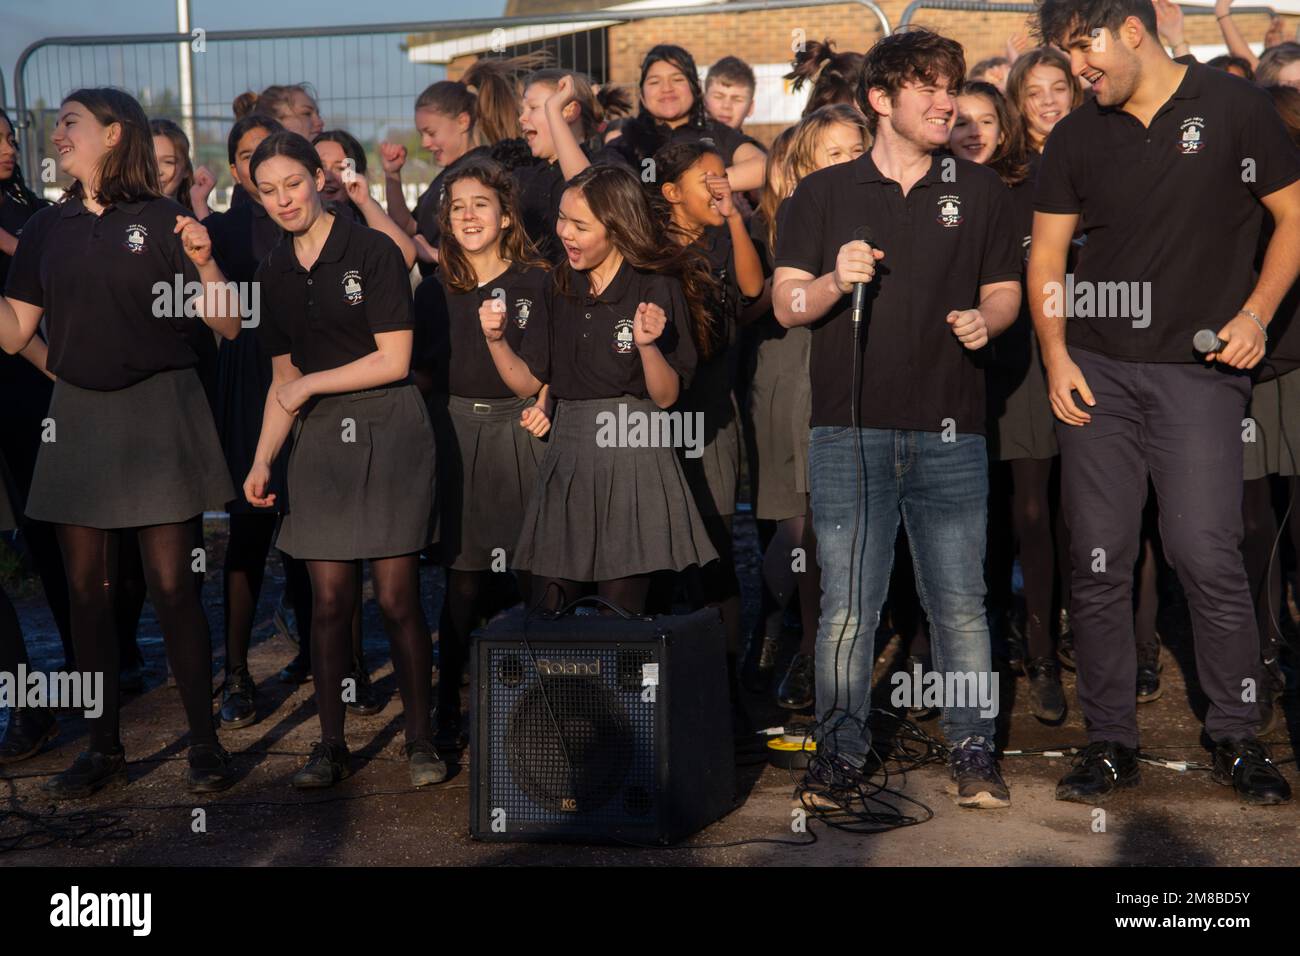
top-left (897, 1), bottom-right (1279, 29)
top-left (11, 0), bottom-right (890, 202)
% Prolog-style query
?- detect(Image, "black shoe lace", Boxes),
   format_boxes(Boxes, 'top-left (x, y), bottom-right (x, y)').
top-left (1073, 741), bottom-right (1122, 779)
top-left (952, 738), bottom-right (998, 779)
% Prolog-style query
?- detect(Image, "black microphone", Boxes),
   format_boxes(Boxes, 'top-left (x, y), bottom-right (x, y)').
top-left (851, 226), bottom-right (876, 334)
top-left (1193, 328), bottom-right (1227, 354)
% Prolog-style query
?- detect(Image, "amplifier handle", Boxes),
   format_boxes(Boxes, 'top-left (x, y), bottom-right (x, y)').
top-left (538, 594), bottom-right (652, 622)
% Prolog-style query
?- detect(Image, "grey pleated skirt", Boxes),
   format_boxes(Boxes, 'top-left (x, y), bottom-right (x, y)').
top-left (512, 396), bottom-right (719, 581)
top-left (276, 383), bottom-right (436, 561)
top-left (748, 325), bottom-right (810, 520)
top-left (26, 369), bottom-right (233, 529)
top-left (434, 393), bottom-right (544, 571)
top-left (1243, 368), bottom-right (1300, 480)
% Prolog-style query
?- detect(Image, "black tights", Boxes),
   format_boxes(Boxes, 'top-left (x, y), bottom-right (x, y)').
top-left (0, 584), bottom-right (25, 676)
top-left (284, 550), bottom-right (360, 672)
top-left (222, 513), bottom-right (276, 678)
top-left (56, 520), bottom-right (216, 754)
top-left (531, 575), bottom-right (652, 616)
top-left (305, 556), bottom-right (431, 747)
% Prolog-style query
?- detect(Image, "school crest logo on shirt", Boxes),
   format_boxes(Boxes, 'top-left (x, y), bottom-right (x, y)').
top-left (937, 195), bottom-right (963, 228)
top-left (124, 225), bottom-right (148, 254)
top-left (515, 298), bottom-right (532, 329)
top-left (342, 270), bottom-right (364, 305)
top-left (1178, 117), bottom-right (1205, 155)
top-left (613, 316), bottom-right (635, 354)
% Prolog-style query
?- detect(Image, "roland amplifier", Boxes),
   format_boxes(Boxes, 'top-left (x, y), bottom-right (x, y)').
top-left (469, 605), bottom-right (734, 844)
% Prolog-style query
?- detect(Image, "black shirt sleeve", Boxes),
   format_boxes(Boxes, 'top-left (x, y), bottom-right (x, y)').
top-left (773, 180), bottom-right (825, 275)
top-left (2, 205), bottom-right (52, 306)
top-left (1033, 121), bottom-right (1082, 215)
top-left (254, 259), bottom-right (292, 358)
top-left (980, 181), bottom-right (1023, 286)
top-left (520, 273), bottom-right (556, 384)
top-left (363, 235), bottom-right (415, 336)
top-left (646, 273), bottom-right (697, 390)
top-left (1239, 86), bottom-right (1300, 199)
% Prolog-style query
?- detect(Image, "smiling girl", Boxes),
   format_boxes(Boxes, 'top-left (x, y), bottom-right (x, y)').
top-left (413, 159), bottom-right (551, 748)
top-left (1005, 48), bottom-right (1083, 155)
top-left (246, 132), bottom-right (443, 790)
top-left (482, 163), bottom-right (718, 613)
top-left (0, 88), bottom-right (241, 797)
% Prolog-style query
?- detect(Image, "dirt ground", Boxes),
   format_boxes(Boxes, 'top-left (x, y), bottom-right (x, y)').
top-left (2, 513), bottom-right (1298, 867)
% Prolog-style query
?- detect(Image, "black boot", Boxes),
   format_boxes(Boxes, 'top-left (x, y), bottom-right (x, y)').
top-left (218, 673), bottom-right (258, 728)
top-left (187, 741), bottom-right (237, 793)
top-left (1025, 657), bottom-right (1066, 722)
top-left (0, 708), bottom-right (58, 764)
top-left (777, 652), bottom-right (815, 711)
top-left (42, 749), bottom-right (128, 799)
top-left (740, 615), bottom-right (781, 693)
top-left (1136, 633), bottom-right (1162, 703)
top-left (292, 741), bottom-right (351, 788)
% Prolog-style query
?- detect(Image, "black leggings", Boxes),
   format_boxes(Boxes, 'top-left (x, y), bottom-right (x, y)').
top-left (987, 457), bottom-right (1063, 661)
top-left (0, 584), bottom-right (25, 676)
top-left (56, 520), bottom-right (216, 754)
top-left (305, 555), bottom-right (431, 747)
top-left (530, 575), bottom-right (653, 616)
top-left (221, 513), bottom-right (277, 678)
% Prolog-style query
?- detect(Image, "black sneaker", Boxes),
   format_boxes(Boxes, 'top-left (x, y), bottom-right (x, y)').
top-left (278, 649), bottom-right (312, 685)
top-left (187, 741), bottom-right (237, 793)
top-left (1212, 737), bottom-right (1291, 805)
top-left (0, 708), bottom-right (58, 764)
top-left (1055, 740), bottom-right (1140, 802)
top-left (406, 739), bottom-right (448, 787)
top-left (42, 749), bottom-right (128, 799)
top-left (776, 653), bottom-right (815, 710)
top-left (1057, 609), bottom-right (1075, 671)
top-left (346, 664), bottom-right (382, 716)
top-left (292, 741), bottom-right (351, 789)
top-left (949, 735), bottom-right (1010, 809)
top-left (219, 673), bottom-right (258, 728)
top-left (1024, 657), bottom-right (1066, 722)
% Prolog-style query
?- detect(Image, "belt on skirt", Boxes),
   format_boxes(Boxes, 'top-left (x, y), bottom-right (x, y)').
top-left (445, 393), bottom-right (533, 422)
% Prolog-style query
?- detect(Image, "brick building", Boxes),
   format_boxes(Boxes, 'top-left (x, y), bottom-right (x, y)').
top-left (405, 0), bottom-right (1296, 146)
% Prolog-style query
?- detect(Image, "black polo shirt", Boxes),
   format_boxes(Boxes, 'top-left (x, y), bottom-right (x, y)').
top-left (513, 144), bottom-right (630, 265)
top-left (4, 195), bottom-right (210, 391)
top-left (1035, 63), bottom-right (1300, 364)
top-left (775, 152), bottom-right (1020, 434)
top-left (204, 198), bottom-right (284, 284)
top-left (0, 190), bottom-right (50, 289)
top-left (414, 145), bottom-right (493, 253)
top-left (520, 260), bottom-right (696, 401)
top-left (413, 261), bottom-right (551, 398)
top-left (255, 212), bottom-right (414, 375)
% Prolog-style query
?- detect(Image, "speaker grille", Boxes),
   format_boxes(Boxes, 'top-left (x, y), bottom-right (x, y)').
top-left (487, 646), bottom-right (657, 827)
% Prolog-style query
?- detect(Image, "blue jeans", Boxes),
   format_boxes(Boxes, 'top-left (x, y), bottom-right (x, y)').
top-left (809, 427), bottom-right (995, 765)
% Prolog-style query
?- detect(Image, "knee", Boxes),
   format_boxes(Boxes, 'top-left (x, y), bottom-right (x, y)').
top-left (313, 585), bottom-right (353, 625)
top-left (147, 570), bottom-right (196, 613)
top-left (66, 573), bottom-right (114, 613)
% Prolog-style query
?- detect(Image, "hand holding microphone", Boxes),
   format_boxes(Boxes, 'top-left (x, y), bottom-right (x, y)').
top-left (1194, 310), bottom-right (1267, 369)
top-left (834, 228), bottom-right (885, 334)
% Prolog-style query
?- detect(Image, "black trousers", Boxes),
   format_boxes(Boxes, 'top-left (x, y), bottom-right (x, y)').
top-left (1056, 348), bottom-right (1258, 747)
